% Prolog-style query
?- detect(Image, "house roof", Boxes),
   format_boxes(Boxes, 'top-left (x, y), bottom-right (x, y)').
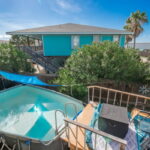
top-left (7, 23), bottom-right (132, 35)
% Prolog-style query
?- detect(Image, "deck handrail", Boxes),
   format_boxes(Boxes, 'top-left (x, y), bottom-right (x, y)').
top-left (88, 86), bottom-right (150, 100)
top-left (19, 46), bottom-right (58, 73)
top-left (64, 118), bottom-right (127, 150)
top-left (87, 85), bottom-right (150, 109)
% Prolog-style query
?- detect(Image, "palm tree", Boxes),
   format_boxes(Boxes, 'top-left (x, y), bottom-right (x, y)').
top-left (124, 10), bottom-right (148, 48)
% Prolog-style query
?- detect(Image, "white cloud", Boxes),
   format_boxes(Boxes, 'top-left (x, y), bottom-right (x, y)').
top-left (0, 12), bottom-right (44, 40)
top-left (37, 0), bottom-right (42, 4)
top-left (47, 0), bottom-right (81, 15)
top-left (56, 0), bottom-right (81, 11)
top-left (0, 34), bottom-right (11, 40)
top-left (0, 13), bottom-right (43, 31)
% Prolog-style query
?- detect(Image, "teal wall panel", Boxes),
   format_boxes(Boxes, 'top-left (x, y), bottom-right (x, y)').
top-left (43, 35), bottom-right (71, 56)
top-left (119, 35), bottom-right (125, 47)
top-left (99, 36), bottom-right (103, 42)
top-left (101, 35), bottom-right (113, 42)
top-left (80, 35), bottom-right (93, 47)
top-left (42, 34), bottom-right (126, 56)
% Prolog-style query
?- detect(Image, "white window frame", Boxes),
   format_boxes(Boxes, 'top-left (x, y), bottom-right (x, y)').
top-left (71, 35), bottom-right (80, 49)
top-left (113, 35), bottom-right (119, 42)
top-left (93, 35), bottom-right (99, 42)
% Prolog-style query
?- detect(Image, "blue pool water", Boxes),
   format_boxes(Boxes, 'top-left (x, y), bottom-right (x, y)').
top-left (0, 85), bottom-right (83, 141)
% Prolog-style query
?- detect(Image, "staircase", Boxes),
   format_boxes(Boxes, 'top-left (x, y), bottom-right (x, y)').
top-left (20, 46), bottom-right (67, 73)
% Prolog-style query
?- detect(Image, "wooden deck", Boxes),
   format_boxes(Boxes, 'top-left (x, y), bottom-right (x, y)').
top-left (61, 103), bottom-right (96, 150)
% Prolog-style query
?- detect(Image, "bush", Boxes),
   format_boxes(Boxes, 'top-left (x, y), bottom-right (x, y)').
top-left (55, 41), bottom-right (150, 100)
top-left (0, 43), bottom-right (35, 73)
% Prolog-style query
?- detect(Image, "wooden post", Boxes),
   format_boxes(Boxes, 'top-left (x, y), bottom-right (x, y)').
top-left (135, 96), bottom-right (138, 107)
top-left (113, 92), bottom-right (117, 105)
top-left (143, 98), bottom-right (147, 110)
top-left (126, 95), bottom-right (130, 107)
top-left (120, 93), bottom-right (123, 106)
top-left (99, 88), bottom-right (102, 103)
top-left (106, 90), bottom-right (110, 103)
top-left (120, 144), bottom-right (125, 150)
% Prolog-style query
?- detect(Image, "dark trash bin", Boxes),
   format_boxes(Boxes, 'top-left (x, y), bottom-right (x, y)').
top-left (98, 104), bottom-right (129, 139)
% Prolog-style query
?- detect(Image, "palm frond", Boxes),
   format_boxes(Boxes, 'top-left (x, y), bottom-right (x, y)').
top-left (124, 10), bottom-right (148, 39)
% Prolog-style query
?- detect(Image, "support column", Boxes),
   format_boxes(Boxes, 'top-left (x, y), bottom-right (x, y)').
top-left (34, 39), bottom-right (37, 51)
top-left (27, 37), bottom-right (30, 47)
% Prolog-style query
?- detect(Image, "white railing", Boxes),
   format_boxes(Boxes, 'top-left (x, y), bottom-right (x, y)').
top-left (62, 86), bottom-right (150, 150)
top-left (88, 85), bottom-right (150, 110)
top-left (64, 118), bottom-right (127, 150)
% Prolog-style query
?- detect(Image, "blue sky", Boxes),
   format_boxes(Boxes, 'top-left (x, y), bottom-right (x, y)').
top-left (0, 0), bottom-right (149, 42)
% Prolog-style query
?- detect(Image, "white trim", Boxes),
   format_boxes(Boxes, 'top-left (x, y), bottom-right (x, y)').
top-left (71, 35), bottom-right (80, 49)
top-left (113, 35), bottom-right (119, 42)
top-left (93, 35), bottom-right (99, 42)
top-left (42, 35), bottom-right (46, 56)
top-left (7, 31), bottom-right (133, 35)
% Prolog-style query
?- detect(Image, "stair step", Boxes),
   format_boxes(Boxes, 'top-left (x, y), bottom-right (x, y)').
top-left (19, 46), bottom-right (64, 73)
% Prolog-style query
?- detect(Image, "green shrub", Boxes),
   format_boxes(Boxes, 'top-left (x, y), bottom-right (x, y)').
top-left (55, 41), bottom-right (150, 100)
top-left (0, 43), bottom-right (35, 73)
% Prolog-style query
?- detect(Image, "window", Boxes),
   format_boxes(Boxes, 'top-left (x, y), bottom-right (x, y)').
top-left (72, 35), bottom-right (79, 49)
top-left (113, 35), bottom-right (119, 42)
top-left (93, 35), bottom-right (99, 42)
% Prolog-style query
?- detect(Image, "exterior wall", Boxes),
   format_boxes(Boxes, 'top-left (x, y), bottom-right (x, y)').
top-left (119, 35), bottom-right (125, 47)
top-left (80, 35), bottom-right (93, 47)
top-left (101, 35), bottom-right (113, 42)
top-left (43, 35), bottom-right (71, 56)
top-left (43, 34), bottom-right (126, 56)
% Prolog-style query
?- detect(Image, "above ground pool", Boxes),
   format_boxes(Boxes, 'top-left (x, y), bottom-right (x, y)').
top-left (0, 85), bottom-right (83, 141)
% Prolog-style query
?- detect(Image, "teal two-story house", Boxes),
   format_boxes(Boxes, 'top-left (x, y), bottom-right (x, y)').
top-left (7, 23), bottom-right (132, 56)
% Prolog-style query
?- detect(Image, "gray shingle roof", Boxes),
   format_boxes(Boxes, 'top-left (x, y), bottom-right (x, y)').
top-left (7, 23), bottom-right (132, 35)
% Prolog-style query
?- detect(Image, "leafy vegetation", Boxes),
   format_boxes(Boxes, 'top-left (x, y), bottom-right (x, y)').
top-left (10, 35), bottom-right (34, 46)
top-left (0, 43), bottom-right (35, 73)
top-left (124, 10), bottom-right (148, 48)
top-left (55, 42), bottom-right (150, 100)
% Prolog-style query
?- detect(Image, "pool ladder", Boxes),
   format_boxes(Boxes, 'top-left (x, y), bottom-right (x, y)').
top-left (55, 110), bottom-right (66, 135)
top-left (65, 103), bottom-right (78, 119)
top-left (55, 103), bottom-right (78, 135)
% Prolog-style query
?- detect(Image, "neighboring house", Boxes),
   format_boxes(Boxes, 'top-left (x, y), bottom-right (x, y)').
top-left (7, 23), bottom-right (132, 73)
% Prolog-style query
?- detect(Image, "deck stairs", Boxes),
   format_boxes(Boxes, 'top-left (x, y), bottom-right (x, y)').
top-left (20, 46), bottom-right (67, 73)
